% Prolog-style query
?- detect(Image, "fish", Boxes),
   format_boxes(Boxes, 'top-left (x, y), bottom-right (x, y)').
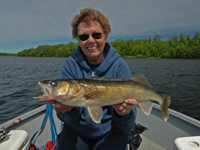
top-left (34, 73), bottom-right (171, 123)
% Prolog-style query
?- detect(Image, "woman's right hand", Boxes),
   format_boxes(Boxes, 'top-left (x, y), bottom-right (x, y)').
top-left (47, 100), bottom-right (75, 113)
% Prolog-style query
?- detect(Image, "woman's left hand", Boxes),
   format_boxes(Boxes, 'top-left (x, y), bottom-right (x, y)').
top-left (112, 99), bottom-right (137, 116)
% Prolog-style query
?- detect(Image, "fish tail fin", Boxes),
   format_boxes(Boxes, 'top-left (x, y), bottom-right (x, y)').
top-left (160, 94), bottom-right (171, 121)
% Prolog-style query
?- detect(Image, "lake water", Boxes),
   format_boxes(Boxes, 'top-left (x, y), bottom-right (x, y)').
top-left (0, 56), bottom-right (200, 125)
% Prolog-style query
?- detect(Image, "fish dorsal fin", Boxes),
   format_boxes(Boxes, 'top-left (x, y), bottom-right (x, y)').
top-left (131, 73), bottom-right (152, 88)
top-left (88, 77), bottom-right (124, 81)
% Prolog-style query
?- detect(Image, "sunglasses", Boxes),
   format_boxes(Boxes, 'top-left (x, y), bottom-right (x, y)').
top-left (78, 33), bottom-right (103, 41)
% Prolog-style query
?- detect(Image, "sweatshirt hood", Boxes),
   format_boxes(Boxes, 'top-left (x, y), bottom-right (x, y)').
top-left (72, 42), bottom-right (120, 75)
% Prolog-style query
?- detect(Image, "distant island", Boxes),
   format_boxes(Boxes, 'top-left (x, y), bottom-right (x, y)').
top-left (1, 32), bottom-right (200, 59)
top-left (0, 53), bottom-right (17, 56)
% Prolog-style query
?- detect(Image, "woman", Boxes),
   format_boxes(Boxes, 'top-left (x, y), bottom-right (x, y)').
top-left (49, 8), bottom-right (137, 150)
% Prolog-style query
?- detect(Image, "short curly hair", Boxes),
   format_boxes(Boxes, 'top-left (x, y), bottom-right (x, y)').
top-left (71, 8), bottom-right (111, 38)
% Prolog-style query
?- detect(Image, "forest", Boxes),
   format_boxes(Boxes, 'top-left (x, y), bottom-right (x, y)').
top-left (0, 53), bottom-right (17, 56)
top-left (5, 32), bottom-right (200, 58)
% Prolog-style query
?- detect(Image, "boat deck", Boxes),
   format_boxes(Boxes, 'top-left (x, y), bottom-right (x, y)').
top-left (1, 104), bottom-right (200, 150)
top-left (139, 134), bottom-right (166, 150)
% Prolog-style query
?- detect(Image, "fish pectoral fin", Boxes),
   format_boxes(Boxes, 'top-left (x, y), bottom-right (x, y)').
top-left (138, 101), bottom-right (153, 116)
top-left (87, 106), bottom-right (103, 123)
top-left (131, 73), bottom-right (152, 89)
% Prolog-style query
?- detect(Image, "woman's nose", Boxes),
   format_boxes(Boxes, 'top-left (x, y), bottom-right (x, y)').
top-left (87, 35), bottom-right (95, 42)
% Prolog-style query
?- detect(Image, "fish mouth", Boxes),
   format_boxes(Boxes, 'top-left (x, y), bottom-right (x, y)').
top-left (34, 81), bottom-right (51, 101)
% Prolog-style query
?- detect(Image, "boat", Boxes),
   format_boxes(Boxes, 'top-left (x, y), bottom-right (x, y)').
top-left (0, 103), bottom-right (200, 150)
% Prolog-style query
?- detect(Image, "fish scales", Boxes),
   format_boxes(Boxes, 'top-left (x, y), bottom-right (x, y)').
top-left (34, 73), bottom-right (171, 123)
top-left (78, 80), bottom-right (161, 106)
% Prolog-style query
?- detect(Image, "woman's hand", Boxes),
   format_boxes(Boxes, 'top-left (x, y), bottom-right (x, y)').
top-left (47, 100), bottom-right (75, 113)
top-left (112, 99), bottom-right (137, 116)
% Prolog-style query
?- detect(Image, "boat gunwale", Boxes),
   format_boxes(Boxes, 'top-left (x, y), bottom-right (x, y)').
top-left (1, 103), bottom-right (200, 129)
top-left (153, 103), bottom-right (200, 128)
top-left (1, 105), bottom-right (46, 128)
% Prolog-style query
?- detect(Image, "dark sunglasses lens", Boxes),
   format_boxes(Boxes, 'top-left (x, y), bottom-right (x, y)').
top-left (92, 33), bottom-right (102, 39)
top-left (78, 33), bottom-right (102, 41)
top-left (79, 34), bottom-right (89, 41)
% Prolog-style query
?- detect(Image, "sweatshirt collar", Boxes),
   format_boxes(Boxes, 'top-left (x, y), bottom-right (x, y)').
top-left (73, 42), bottom-right (120, 74)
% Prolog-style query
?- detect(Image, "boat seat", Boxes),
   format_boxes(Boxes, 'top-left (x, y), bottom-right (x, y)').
top-left (0, 130), bottom-right (30, 150)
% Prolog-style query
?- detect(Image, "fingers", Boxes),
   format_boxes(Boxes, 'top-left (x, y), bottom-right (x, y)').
top-left (47, 100), bottom-right (57, 104)
top-left (125, 99), bottom-right (138, 106)
top-left (113, 99), bottom-right (137, 116)
top-left (113, 103), bottom-right (133, 116)
top-left (53, 101), bottom-right (75, 113)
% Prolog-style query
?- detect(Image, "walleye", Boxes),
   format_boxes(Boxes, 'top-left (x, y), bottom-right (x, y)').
top-left (34, 73), bottom-right (171, 123)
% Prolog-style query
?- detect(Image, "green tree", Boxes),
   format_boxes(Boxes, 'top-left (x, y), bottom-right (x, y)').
top-left (153, 34), bottom-right (162, 43)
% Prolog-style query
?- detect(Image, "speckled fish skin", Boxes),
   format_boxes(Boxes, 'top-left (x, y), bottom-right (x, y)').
top-left (34, 74), bottom-right (171, 123)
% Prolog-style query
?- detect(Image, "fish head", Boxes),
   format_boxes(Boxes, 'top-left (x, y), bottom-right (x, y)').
top-left (34, 80), bottom-right (70, 101)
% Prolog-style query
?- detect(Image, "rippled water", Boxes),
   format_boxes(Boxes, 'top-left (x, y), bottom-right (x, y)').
top-left (0, 57), bottom-right (200, 124)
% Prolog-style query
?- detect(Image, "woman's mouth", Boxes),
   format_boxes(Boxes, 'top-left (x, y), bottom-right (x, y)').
top-left (87, 46), bottom-right (99, 50)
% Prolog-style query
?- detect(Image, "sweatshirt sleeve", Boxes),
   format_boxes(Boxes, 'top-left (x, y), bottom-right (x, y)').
top-left (116, 58), bottom-right (132, 81)
top-left (60, 57), bottom-right (75, 79)
top-left (111, 58), bottom-right (137, 131)
top-left (57, 57), bottom-right (81, 123)
top-left (111, 106), bottom-right (137, 130)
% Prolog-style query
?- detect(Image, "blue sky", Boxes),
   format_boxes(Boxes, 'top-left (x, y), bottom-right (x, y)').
top-left (1, 0), bottom-right (200, 53)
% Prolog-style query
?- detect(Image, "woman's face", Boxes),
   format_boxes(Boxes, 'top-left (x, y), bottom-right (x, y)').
top-left (77, 20), bottom-right (108, 64)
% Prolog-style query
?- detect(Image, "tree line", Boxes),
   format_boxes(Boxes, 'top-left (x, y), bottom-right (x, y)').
top-left (110, 31), bottom-right (200, 58)
top-left (0, 53), bottom-right (17, 56)
top-left (6, 31), bottom-right (200, 58)
top-left (17, 42), bottom-right (79, 57)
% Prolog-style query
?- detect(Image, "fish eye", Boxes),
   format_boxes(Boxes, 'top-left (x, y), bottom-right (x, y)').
top-left (50, 81), bottom-right (57, 86)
